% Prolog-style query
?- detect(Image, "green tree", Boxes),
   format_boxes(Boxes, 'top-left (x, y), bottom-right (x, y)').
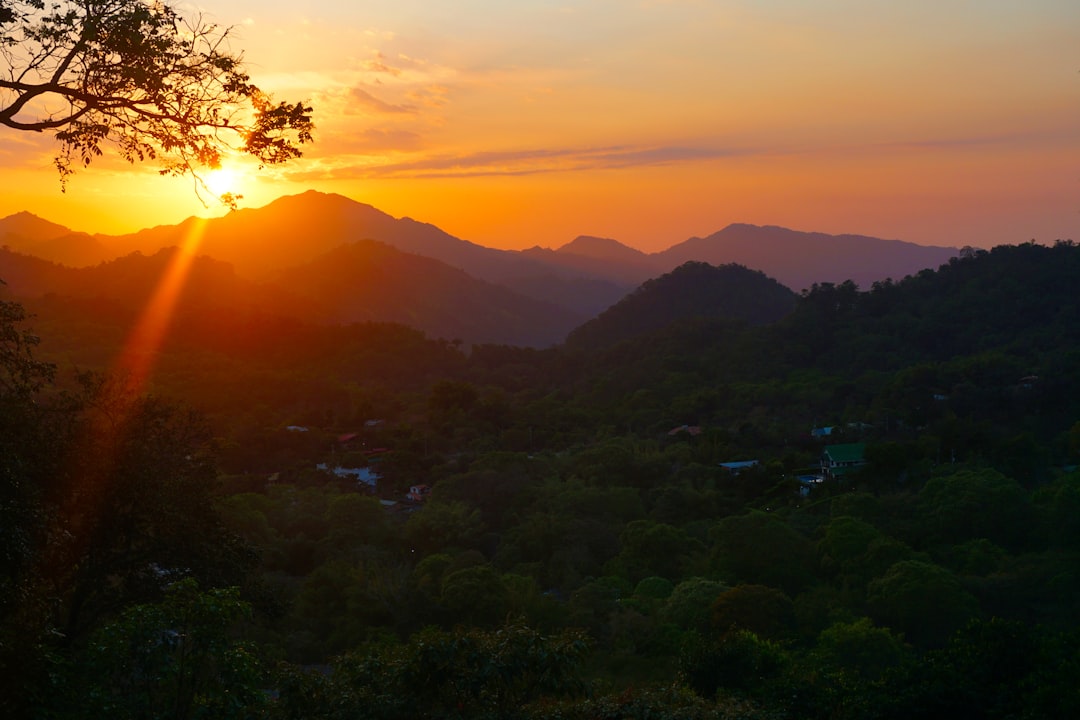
top-left (405, 499), bottom-right (485, 555)
top-left (439, 564), bottom-right (510, 627)
top-left (710, 510), bottom-right (816, 594)
top-left (679, 629), bottom-right (787, 698)
top-left (813, 617), bottom-right (911, 682)
top-left (710, 584), bottom-right (796, 641)
top-left (275, 623), bottom-right (589, 719)
top-left (606, 519), bottom-right (706, 583)
top-left (0, 0), bottom-right (312, 198)
top-left (867, 560), bottom-right (978, 648)
top-left (77, 579), bottom-right (267, 720)
top-left (661, 577), bottom-right (728, 634)
top-left (917, 468), bottom-right (1031, 550)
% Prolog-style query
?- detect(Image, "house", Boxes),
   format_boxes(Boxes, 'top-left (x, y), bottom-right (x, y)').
top-left (796, 474), bottom-right (826, 497)
top-left (719, 460), bottom-right (759, 474)
top-left (316, 463), bottom-right (381, 489)
top-left (810, 426), bottom-right (834, 439)
top-left (821, 443), bottom-right (866, 480)
top-left (407, 484), bottom-right (432, 503)
top-left (668, 424), bottom-right (702, 436)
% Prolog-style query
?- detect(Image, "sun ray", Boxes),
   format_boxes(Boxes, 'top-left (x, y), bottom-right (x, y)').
top-left (110, 217), bottom-right (208, 395)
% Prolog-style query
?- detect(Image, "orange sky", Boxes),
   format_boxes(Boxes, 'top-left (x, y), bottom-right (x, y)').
top-left (2, 1), bottom-right (1078, 252)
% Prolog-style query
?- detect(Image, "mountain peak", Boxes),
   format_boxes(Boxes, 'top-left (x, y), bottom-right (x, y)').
top-left (660, 224), bottom-right (957, 292)
top-left (557, 235), bottom-right (650, 262)
top-left (0, 211), bottom-right (75, 241)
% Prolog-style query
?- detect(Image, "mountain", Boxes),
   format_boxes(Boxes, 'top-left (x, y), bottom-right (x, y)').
top-left (4, 194), bottom-right (965, 338)
top-left (558, 235), bottom-right (653, 263)
top-left (0, 237), bottom-right (584, 348)
top-left (566, 261), bottom-right (798, 350)
top-left (0, 245), bottom-right (303, 318)
top-left (0, 211), bottom-right (110, 267)
top-left (0, 211), bottom-right (74, 243)
top-left (520, 235), bottom-right (657, 287)
top-left (5, 195), bottom-right (963, 316)
top-left (656, 224), bottom-right (958, 292)
top-left (281, 240), bottom-right (584, 346)
top-left (93, 191), bottom-right (626, 317)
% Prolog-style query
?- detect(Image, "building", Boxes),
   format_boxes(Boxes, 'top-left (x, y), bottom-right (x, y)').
top-left (821, 443), bottom-right (866, 480)
top-left (719, 460), bottom-right (759, 474)
top-left (407, 484), bottom-right (432, 502)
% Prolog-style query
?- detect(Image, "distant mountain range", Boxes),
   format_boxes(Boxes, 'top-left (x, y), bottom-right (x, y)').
top-left (1, 190), bottom-right (961, 346)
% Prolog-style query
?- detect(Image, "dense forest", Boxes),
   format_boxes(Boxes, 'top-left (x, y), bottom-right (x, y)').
top-left (2, 241), bottom-right (1079, 719)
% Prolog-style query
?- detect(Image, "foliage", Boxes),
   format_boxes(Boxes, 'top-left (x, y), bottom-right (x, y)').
top-left (273, 623), bottom-right (589, 720)
top-left (77, 579), bottom-right (267, 720)
top-left (866, 560), bottom-right (978, 648)
top-left (8, 241), bottom-right (1080, 715)
top-left (0, 0), bottom-right (312, 198)
top-left (566, 261), bottom-right (796, 351)
top-left (679, 629), bottom-right (787, 698)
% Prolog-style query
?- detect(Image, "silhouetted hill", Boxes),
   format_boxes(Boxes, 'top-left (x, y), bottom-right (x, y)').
top-left (0, 211), bottom-right (110, 267)
top-left (93, 191), bottom-right (622, 317)
top-left (520, 236), bottom-right (656, 288)
top-left (558, 235), bottom-right (652, 263)
top-left (656, 223), bottom-right (958, 292)
top-left (565, 261), bottom-right (797, 350)
top-left (0, 246), bottom-right (302, 317)
top-left (0, 238), bottom-right (583, 347)
top-left (6, 194), bottom-right (965, 325)
top-left (776, 242), bottom-right (1080, 373)
top-left (282, 240), bottom-right (584, 347)
top-left (0, 211), bottom-right (73, 243)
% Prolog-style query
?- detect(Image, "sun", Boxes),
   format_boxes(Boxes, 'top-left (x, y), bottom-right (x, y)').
top-left (203, 165), bottom-right (243, 198)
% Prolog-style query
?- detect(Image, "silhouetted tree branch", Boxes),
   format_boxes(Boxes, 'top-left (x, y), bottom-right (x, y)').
top-left (0, 0), bottom-right (313, 205)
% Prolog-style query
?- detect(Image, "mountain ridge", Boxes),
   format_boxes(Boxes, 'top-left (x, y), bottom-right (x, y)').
top-left (2, 191), bottom-right (963, 335)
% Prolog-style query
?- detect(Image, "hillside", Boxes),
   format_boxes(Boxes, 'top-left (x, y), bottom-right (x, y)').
top-left (0, 212), bottom-right (109, 267)
top-left (5, 239), bottom-right (1080, 720)
top-left (565, 261), bottom-right (798, 350)
top-left (520, 236), bottom-right (658, 286)
top-left (3, 195), bottom-right (963, 323)
top-left (283, 240), bottom-right (584, 346)
top-left (0, 236), bottom-right (583, 348)
top-left (657, 223), bottom-right (958, 292)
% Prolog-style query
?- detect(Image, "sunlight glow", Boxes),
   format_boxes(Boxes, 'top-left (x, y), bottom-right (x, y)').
top-left (110, 218), bottom-right (208, 395)
top-left (203, 166), bottom-right (242, 198)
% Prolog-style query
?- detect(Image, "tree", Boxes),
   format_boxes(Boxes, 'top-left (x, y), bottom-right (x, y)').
top-left (77, 579), bottom-right (268, 720)
top-left (0, 0), bottom-right (312, 201)
top-left (866, 560), bottom-right (978, 648)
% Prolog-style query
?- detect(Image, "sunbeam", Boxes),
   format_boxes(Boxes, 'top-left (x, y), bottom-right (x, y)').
top-left (110, 218), bottom-right (209, 395)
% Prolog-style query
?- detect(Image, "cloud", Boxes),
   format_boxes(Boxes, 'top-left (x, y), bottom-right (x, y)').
top-left (363, 144), bottom-right (739, 178)
top-left (347, 87), bottom-right (417, 114)
top-left (285, 143), bottom-right (742, 182)
top-left (362, 52), bottom-right (403, 77)
top-left (878, 133), bottom-right (1026, 150)
top-left (322, 128), bottom-right (426, 154)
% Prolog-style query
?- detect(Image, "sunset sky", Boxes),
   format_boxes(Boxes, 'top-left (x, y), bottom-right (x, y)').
top-left (2, 0), bottom-right (1078, 252)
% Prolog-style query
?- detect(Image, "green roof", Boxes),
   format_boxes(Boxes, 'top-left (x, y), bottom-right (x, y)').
top-left (824, 443), bottom-right (866, 463)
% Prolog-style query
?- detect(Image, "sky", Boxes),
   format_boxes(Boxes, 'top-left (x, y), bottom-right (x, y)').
top-left (1, 0), bottom-right (1078, 252)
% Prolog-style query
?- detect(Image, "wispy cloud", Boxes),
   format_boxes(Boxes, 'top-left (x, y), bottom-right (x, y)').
top-left (875, 128), bottom-right (1077, 152)
top-left (322, 128), bottom-right (426, 154)
top-left (347, 87), bottom-right (417, 114)
top-left (364, 144), bottom-right (741, 178)
top-left (285, 143), bottom-right (743, 182)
